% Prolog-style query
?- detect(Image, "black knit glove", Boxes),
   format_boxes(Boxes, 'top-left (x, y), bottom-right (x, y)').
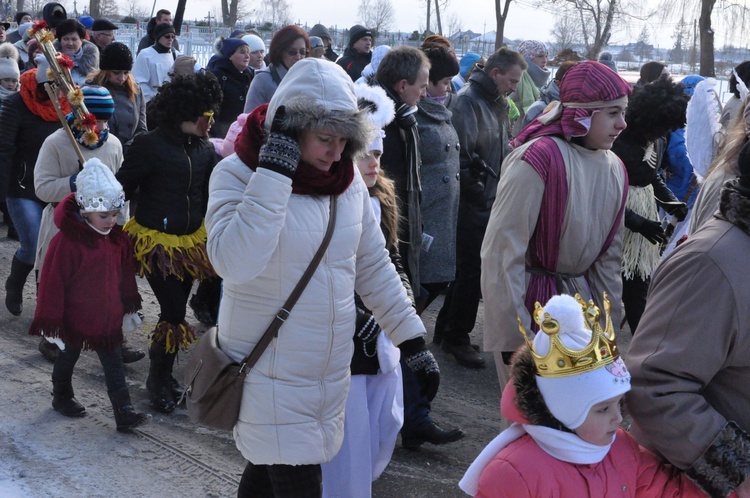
top-left (258, 106), bottom-right (301, 178)
top-left (400, 337), bottom-right (440, 401)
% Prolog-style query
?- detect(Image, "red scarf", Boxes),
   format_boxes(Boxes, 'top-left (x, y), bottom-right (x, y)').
top-left (19, 70), bottom-right (72, 122)
top-left (234, 104), bottom-right (354, 195)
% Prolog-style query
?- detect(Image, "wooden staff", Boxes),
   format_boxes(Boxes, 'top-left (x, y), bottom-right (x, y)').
top-left (44, 82), bottom-right (85, 165)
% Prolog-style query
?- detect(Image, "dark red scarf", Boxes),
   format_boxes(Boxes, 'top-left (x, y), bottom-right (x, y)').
top-left (234, 104), bottom-right (354, 196)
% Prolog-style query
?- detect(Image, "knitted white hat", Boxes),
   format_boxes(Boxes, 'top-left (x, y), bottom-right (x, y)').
top-left (242, 34), bottom-right (265, 53)
top-left (533, 294), bottom-right (631, 430)
top-left (75, 158), bottom-right (125, 213)
top-left (0, 56), bottom-right (19, 81)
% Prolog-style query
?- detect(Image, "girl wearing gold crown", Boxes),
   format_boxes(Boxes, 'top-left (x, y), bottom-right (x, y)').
top-left (459, 294), bottom-right (708, 497)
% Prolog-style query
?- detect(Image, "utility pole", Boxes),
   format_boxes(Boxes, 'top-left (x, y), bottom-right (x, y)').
top-left (426, 0), bottom-right (431, 39)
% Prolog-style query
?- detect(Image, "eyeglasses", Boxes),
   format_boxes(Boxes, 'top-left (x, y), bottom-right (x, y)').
top-left (202, 111), bottom-right (215, 123)
top-left (286, 49), bottom-right (308, 57)
top-left (163, 34), bottom-right (176, 39)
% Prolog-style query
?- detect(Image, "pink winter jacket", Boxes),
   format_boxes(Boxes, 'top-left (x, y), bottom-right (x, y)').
top-left (475, 383), bottom-right (713, 498)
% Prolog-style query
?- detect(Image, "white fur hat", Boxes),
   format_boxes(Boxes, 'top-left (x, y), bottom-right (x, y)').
top-left (533, 294), bottom-right (631, 430)
top-left (75, 158), bottom-right (125, 213)
top-left (353, 83), bottom-right (395, 153)
top-left (242, 34), bottom-right (265, 53)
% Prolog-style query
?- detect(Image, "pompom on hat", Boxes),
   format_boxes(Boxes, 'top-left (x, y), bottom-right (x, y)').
top-left (100, 42), bottom-right (133, 71)
top-left (519, 294), bottom-right (631, 430)
top-left (354, 82), bottom-right (395, 153)
top-left (75, 158), bottom-right (125, 213)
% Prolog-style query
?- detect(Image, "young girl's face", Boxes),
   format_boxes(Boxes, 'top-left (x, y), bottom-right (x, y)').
top-left (582, 105), bottom-right (627, 150)
top-left (574, 394), bottom-right (624, 446)
top-left (0, 78), bottom-right (18, 91)
top-left (84, 210), bottom-right (119, 232)
top-left (357, 150), bottom-right (382, 188)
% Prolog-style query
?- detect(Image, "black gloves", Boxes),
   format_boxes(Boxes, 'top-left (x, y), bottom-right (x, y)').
top-left (470, 156), bottom-right (498, 179)
top-left (258, 106), bottom-right (301, 178)
top-left (399, 337), bottom-right (440, 401)
top-left (355, 309), bottom-right (381, 346)
top-left (638, 219), bottom-right (667, 245)
top-left (657, 200), bottom-right (688, 222)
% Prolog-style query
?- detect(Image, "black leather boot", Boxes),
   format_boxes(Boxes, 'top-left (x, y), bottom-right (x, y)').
top-left (5, 255), bottom-right (33, 316)
top-left (162, 350), bottom-right (184, 406)
top-left (109, 387), bottom-right (151, 432)
top-left (52, 380), bottom-right (86, 417)
top-left (146, 342), bottom-right (176, 414)
top-left (121, 340), bottom-right (146, 364)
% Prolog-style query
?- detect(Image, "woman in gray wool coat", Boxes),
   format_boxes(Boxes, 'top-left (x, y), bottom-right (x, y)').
top-left (414, 45), bottom-right (461, 313)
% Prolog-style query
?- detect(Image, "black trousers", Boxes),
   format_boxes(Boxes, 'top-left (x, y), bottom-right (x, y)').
top-left (435, 205), bottom-right (489, 346)
top-left (146, 274), bottom-right (194, 326)
top-left (622, 274), bottom-right (650, 334)
top-left (237, 462), bottom-right (322, 498)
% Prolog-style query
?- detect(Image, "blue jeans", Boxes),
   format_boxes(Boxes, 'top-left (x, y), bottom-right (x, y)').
top-left (400, 357), bottom-right (431, 435)
top-left (6, 197), bottom-right (44, 265)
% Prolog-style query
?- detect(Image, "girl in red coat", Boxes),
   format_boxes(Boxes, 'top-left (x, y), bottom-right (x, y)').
top-left (459, 294), bottom-right (714, 498)
top-left (29, 158), bottom-right (151, 432)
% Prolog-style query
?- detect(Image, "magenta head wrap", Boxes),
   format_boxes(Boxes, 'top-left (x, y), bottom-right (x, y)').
top-left (517, 40), bottom-right (547, 59)
top-left (513, 60), bottom-right (632, 146)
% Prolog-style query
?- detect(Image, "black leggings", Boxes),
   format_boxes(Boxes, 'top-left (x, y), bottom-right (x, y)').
top-left (53, 344), bottom-right (126, 393)
top-left (237, 462), bottom-right (322, 498)
top-left (146, 274), bottom-right (194, 325)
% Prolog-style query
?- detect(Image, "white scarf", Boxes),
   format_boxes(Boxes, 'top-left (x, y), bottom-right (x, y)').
top-left (459, 422), bottom-right (613, 496)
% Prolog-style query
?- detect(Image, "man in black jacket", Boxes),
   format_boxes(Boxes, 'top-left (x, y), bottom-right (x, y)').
top-left (336, 24), bottom-right (372, 81)
top-left (434, 48), bottom-right (526, 369)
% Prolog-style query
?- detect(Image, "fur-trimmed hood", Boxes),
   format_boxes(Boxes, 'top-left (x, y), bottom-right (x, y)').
top-left (53, 39), bottom-right (100, 80)
top-left (266, 58), bottom-right (375, 159)
top-left (718, 180), bottom-right (750, 236)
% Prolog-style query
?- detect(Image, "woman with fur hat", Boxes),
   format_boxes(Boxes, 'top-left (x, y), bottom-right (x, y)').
top-left (610, 78), bottom-right (689, 333)
top-left (206, 58), bottom-right (439, 496)
top-left (53, 19), bottom-right (99, 85)
top-left (319, 81), bottom-right (403, 498)
top-left (116, 72), bottom-right (221, 414)
top-left (29, 158), bottom-right (150, 432)
top-left (0, 54), bottom-right (66, 318)
top-left (87, 42), bottom-right (146, 154)
top-left (243, 25), bottom-right (309, 114)
top-left (460, 293), bottom-right (707, 497)
top-left (209, 37), bottom-right (253, 138)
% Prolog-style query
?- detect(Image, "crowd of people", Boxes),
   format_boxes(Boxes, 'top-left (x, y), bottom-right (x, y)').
top-left (2, 2), bottom-right (750, 496)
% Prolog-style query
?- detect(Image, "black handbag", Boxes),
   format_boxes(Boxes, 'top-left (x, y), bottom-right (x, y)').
top-left (184, 196), bottom-right (337, 430)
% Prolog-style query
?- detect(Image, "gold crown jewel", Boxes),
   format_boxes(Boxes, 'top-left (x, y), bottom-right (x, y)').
top-left (516, 293), bottom-right (619, 378)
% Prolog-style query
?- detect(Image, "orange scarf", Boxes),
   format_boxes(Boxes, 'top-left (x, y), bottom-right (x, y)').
top-left (19, 70), bottom-right (72, 122)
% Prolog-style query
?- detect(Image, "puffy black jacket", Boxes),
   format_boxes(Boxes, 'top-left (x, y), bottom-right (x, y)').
top-left (116, 127), bottom-right (217, 235)
top-left (210, 58), bottom-right (254, 138)
top-left (0, 92), bottom-right (61, 201)
top-left (336, 47), bottom-right (372, 81)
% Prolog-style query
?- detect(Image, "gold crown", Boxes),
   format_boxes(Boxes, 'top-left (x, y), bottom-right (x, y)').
top-left (517, 293), bottom-right (620, 378)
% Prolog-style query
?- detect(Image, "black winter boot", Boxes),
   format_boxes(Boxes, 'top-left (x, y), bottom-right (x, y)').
top-left (162, 350), bottom-right (184, 405)
top-left (146, 342), bottom-right (176, 413)
top-left (52, 381), bottom-right (86, 417)
top-left (121, 340), bottom-right (146, 364)
top-left (5, 255), bottom-right (33, 316)
top-left (108, 387), bottom-right (152, 432)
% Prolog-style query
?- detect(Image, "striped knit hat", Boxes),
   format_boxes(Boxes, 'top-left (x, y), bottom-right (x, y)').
top-left (513, 60), bottom-right (631, 146)
top-left (81, 85), bottom-right (114, 120)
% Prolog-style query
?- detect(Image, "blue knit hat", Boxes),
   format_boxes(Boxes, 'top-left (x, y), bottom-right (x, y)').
top-left (81, 85), bottom-right (115, 120)
top-left (219, 37), bottom-right (249, 58)
top-left (459, 52), bottom-right (481, 78)
top-left (78, 16), bottom-right (94, 29)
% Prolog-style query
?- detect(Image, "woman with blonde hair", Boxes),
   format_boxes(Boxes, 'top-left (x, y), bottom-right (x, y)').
top-left (87, 42), bottom-right (146, 154)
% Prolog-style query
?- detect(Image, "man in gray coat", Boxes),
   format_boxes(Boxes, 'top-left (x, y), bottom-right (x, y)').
top-left (626, 142), bottom-right (750, 498)
top-left (434, 48), bottom-right (526, 369)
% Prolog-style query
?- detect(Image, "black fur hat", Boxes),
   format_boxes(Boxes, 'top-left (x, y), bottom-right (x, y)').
top-left (100, 42), bottom-right (133, 71)
top-left (422, 45), bottom-right (459, 84)
top-left (621, 77), bottom-right (689, 142)
top-left (42, 2), bottom-right (67, 29)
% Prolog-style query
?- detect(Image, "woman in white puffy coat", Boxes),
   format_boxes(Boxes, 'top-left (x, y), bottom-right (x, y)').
top-left (205, 58), bottom-right (441, 497)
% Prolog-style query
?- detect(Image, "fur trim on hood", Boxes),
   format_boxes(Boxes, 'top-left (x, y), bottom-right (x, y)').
top-left (511, 346), bottom-right (574, 433)
top-left (266, 58), bottom-right (376, 159)
top-left (718, 180), bottom-right (750, 236)
top-left (53, 39), bottom-right (100, 79)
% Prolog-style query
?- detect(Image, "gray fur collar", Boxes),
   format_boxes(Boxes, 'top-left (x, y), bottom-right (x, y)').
top-left (512, 347), bottom-right (574, 433)
top-left (279, 95), bottom-right (375, 160)
top-left (53, 39), bottom-right (100, 78)
top-left (717, 181), bottom-right (750, 237)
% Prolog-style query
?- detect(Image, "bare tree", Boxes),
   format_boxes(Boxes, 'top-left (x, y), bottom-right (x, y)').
top-left (358, 0), bottom-right (395, 37)
top-left (446, 12), bottom-right (462, 38)
top-left (221, 0), bottom-right (254, 27)
top-left (419, 0), bottom-right (450, 35)
top-left (89, 0), bottom-right (101, 19)
top-left (259, 0), bottom-right (292, 28)
top-left (122, 0), bottom-right (150, 20)
top-left (550, 13), bottom-right (580, 52)
top-left (494, 0), bottom-right (512, 51)
top-left (99, 0), bottom-right (119, 19)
